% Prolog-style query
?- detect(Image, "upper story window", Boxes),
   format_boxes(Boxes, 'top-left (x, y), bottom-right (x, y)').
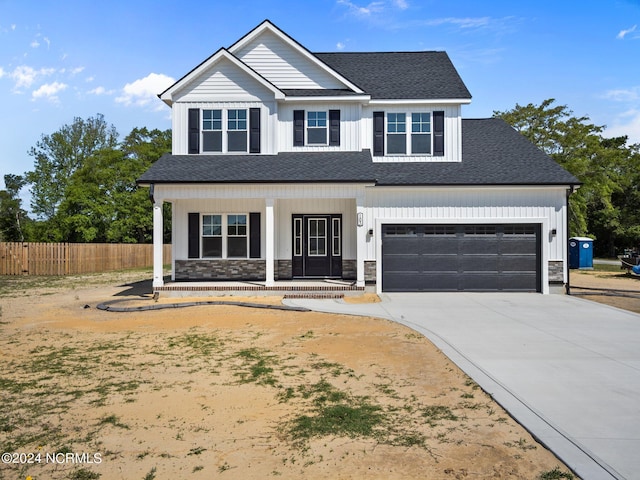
top-left (307, 111), bottom-right (328, 145)
top-left (227, 109), bottom-right (247, 152)
top-left (411, 113), bottom-right (431, 154)
top-left (294, 109), bottom-right (340, 147)
top-left (189, 108), bottom-right (260, 154)
top-left (373, 110), bottom-right (443, 157)
top-left (387, 113), bottom-right (406, 154)
top-left (202, 110), bottom-right (222, 152)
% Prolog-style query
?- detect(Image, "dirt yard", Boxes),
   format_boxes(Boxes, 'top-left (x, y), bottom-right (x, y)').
top-left (3, 271), bottom-right (627, 480)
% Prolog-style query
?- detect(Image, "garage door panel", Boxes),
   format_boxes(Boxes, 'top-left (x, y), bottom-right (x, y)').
top-left (382, 224), bottom-right (540, 292)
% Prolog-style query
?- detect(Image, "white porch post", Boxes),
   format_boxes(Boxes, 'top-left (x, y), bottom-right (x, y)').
top-left (265, 198), bottom-right (275, 286)
top-left (153, 201), bottom-right (164, 288)
top-left (356, 195), bottom-right (366, 287)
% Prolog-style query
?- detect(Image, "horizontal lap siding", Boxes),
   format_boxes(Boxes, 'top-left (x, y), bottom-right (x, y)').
top-left (235, 30), bottom-right (345, 89)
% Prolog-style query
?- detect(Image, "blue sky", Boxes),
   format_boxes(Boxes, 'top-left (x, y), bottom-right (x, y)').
top-left (1, 0), bottom-right (640, 200)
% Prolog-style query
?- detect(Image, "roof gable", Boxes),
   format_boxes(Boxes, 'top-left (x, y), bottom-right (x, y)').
top-left (229, 20), bottom-right (364, 93)
top-left (159, 48), bottom-right (284, 106)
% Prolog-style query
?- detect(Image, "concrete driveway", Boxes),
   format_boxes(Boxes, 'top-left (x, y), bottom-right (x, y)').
top-left (284, 293), bottom-right (640, 480)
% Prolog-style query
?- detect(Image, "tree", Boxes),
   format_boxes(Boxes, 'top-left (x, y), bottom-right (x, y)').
top-left (0, 174), bottom-right (30, 242)
top-left (494, 99), bottom-right (640, 255)
top-left (54, 127), bottom-right (171, 243)
top-left (26, 114), bottom-right (119, 223)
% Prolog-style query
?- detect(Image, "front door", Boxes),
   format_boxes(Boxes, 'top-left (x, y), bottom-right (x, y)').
top-left (292, 214), bottom-right (342, 277)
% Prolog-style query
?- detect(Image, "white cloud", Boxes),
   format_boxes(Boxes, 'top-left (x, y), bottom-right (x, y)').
top-left (30, 39), bottom-right (40, 48)
top-left (336, 41), bottom-right (346, 50)
top-left (31, 81), bottom-right (67, 102)
top-left (425, 17), bottom-right (492, 29)
top-left (605, 109), bottom-right (640, 143)
top-left (88, 86), bottom-right (114, 96)
top-left (337, 0), bottom-right (385, 17)
top-left (115, 73), bottom-right (175, 110)
top-left (617, 24), bottom-right (637, 39)
top-left (603, 87), bottom-right (640, 102)
top-left (393, 0), bottom-right (408, 9)
top-left (6, 65), bottom-right (55, 90)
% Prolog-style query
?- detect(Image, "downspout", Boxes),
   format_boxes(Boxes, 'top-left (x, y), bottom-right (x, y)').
top-left (565, 185), bottom-right (575, 295)
top-left (149, 183), bottom-right (155, 204)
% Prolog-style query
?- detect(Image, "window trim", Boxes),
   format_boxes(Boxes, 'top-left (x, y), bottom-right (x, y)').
top-left (201, 213), bottom-right (249, 259)
top-left (199, 108), bottom-right (249, 154)
top-left (306, 110), bottom-right (328, 145)
top-left (384, 110), bottom-right (435, 156)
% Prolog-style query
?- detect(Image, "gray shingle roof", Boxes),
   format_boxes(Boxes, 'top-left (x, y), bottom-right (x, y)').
top-left (315, 52), bottom-right (472, 100)
top-left (138, 118), bottom-right (579, 187)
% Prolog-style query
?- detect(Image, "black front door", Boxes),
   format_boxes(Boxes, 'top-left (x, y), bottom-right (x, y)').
top-left (292, 214), bottom-right (342, 277)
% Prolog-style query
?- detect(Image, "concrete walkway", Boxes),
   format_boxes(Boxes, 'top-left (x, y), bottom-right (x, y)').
top-left (284, 293), bottom-right (640, 480)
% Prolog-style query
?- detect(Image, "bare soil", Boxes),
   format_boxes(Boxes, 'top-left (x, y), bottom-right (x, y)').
top-left (570, 267), bottom-right (640, 314)
top-left (0, 271), bottom-right (602, 480)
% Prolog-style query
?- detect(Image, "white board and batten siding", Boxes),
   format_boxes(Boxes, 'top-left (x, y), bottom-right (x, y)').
top-left (234, 30), bottom-right (347, 90)
top-left (363, 186), bottom-right (568, 262)
top-left (279, 103), bottom-right (361, 152)
top-left (361, 104), bottom-right (462, 162)
top-left (172, 101), bottom-right (278, 155)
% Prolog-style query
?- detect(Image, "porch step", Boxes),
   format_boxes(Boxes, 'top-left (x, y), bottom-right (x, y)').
top-left (283, 293), bottom-right (345, 299)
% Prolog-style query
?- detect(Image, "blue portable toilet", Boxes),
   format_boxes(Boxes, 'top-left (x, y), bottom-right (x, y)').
top-left (569, 237), bottom-right (594, 269)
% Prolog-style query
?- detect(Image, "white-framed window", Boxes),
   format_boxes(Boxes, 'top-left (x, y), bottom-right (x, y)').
top-left (202, 214), bottom-right (222, 257)
top-left (227, 109), bottom-right (247, 152)
top-left (411, 112), bottom-right (431, 154)
top-left (332, 218), bottom-right (341, 256)
top-left (386, 111), bottom-right (432, 155)
top-left (201, 109), bottom-right (248, 153)
top-left (307, 111), bottom-right (328, 145)
top-left (386, 113), bottom-right (406, 154)
top-left (201, 214), bottom-right (248, 258)
top-left (202, 109), bottom-right (222, 152)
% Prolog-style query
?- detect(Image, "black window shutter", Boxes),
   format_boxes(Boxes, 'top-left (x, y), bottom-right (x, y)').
top-left (373, 111), bottom-right (384, 156)
top-left (249, 108), bottom-right (261, 153)
top-left (293, 110), bottom-right (304, 146)
top-left (188, 213), bottom-right (200, 258)
top-left (433, 111), bottom-right (445, 157)
top-left (188, 109), bottom-right (200, 154)
top-left (249, 212), bottom-right (261, 258)
top-left (329, 109), bottom-right (340, 146)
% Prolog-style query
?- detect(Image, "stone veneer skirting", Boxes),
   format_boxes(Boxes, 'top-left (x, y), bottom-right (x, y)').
top-left (364, 260), bottom-right (376, 283)
top-left (175, 259), bottom-right (265, 281)
top-left (548, 260), bottom-right (564, 283)
top-left (176, 258), bottom-right (357, 281)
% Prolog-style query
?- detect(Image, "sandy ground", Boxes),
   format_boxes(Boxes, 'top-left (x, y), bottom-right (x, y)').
top-left (570, 267), bottom-right (640, 313)
top-left (0, 272), bottom-right (621, 480)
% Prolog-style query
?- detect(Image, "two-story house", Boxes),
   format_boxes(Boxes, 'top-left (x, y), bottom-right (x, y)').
top-left (138, 20), bottom-right (579, 295)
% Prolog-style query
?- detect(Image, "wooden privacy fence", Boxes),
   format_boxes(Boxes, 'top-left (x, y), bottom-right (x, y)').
top-left (0, 242), bottom-right (171, 276)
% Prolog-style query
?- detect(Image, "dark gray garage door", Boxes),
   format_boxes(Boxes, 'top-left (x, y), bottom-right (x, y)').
top-left (382, 224), bottom-right (541, 292)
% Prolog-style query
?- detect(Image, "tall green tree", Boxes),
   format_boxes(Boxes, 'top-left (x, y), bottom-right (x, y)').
top-left (495, 99), bottom-right (640, 255)
top-left (26, 114), bottom-right (119, 224)
top-left (0, 174), bottom-right (30, 242)
top-left (55, 127), bottom-right (171, 243)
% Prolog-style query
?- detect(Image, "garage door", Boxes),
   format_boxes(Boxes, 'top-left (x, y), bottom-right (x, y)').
top-left (382, 224), bottom-right (541, 292)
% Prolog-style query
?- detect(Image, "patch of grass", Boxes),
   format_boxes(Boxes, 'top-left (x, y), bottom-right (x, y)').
top-left (539, 467), bottom-right (575, 479)
top-left (504, 437), bottom-right (537, 451)
top-left (421, 405), bottom-right (459, 427)
top-left (232, 348), bottom-right (279, 386)
top-left (143, 467), bottom-right (157, 480)
top-left (168, 332), bottom-right (223, 357)
top-left (98, 414), bottom-right (129, 430)
top-left (288, 401), bottom-right (385, 441)
top-left (188, 446), bottom-right (207, 456)
top-left (68, 468), bottom-right (101, 480)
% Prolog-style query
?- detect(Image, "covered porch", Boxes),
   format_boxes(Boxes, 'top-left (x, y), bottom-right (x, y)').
top-left (150, 183), bottom-right (372, 291)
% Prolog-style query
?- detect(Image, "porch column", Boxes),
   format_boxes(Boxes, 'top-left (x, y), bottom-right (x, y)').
top-left (153, 201), bottom-right (164, 288)
top-left (265, 198), bottom-right (275, 286)
top-left (356, 195), bottom-right (366, 287)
